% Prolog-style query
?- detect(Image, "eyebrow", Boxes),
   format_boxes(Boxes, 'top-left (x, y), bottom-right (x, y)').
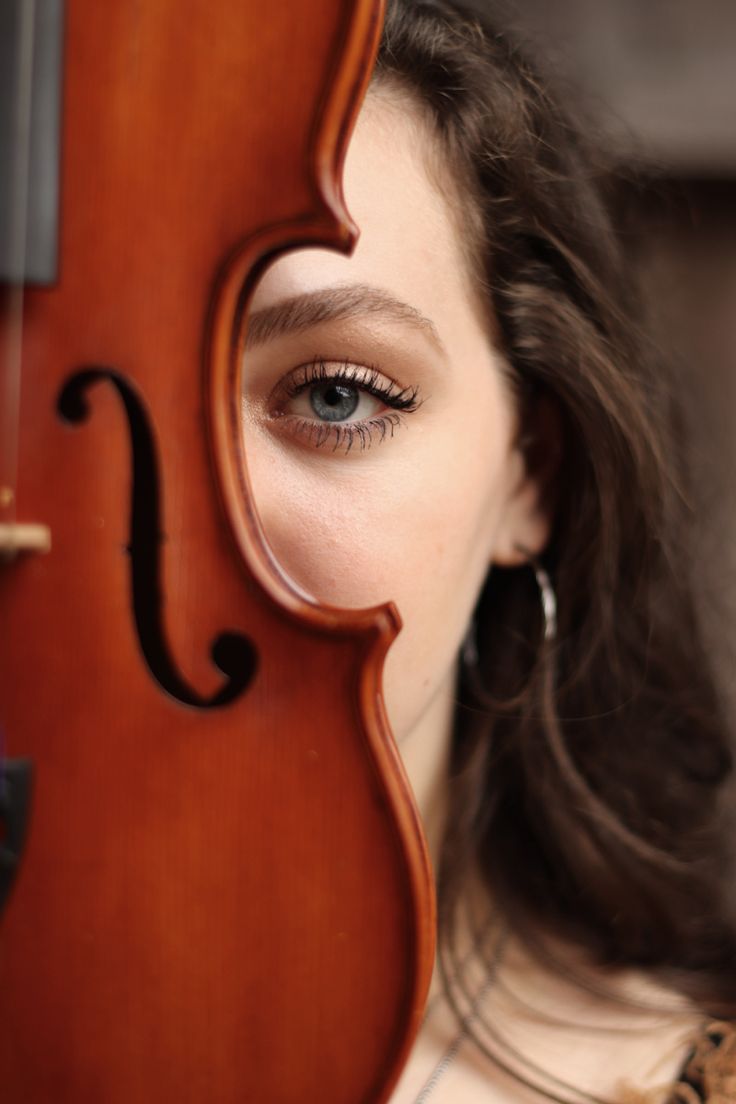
top-left (244, 283), bottom-right (445, 354)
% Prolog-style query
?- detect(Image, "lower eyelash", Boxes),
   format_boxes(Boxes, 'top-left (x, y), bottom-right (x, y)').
top-left (290, 412), bottom-right (405, 453)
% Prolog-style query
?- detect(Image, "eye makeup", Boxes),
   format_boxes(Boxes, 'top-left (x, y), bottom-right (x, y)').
top-left (266, 356), bottom-right (424, 453)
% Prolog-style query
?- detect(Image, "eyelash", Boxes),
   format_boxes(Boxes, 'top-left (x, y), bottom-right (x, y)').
top-left (274, 357), bottom-right (423, 453)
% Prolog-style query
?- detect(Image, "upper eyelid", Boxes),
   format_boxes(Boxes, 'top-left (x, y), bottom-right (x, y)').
top-left (289, 358), bottom-right (383, 383)
top-left (287, 359), bottom-right (395, 392)
top-left (272, 358), bottom-right (418, 404)
top-left (299, 359), bottom-right (421, 409)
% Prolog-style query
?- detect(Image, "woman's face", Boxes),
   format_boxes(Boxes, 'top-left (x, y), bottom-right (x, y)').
top-left (242, 86), bottom-right (548, 780)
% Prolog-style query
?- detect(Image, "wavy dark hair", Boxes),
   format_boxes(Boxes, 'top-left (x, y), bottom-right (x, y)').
top-left (375, 0), bottom-right (736, 1094)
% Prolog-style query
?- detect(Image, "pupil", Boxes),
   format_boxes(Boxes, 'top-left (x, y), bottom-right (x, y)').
top-left (311, 382), bottom-right (359, 423)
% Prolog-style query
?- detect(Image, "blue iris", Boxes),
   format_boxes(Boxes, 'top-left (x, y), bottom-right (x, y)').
top-left (310, 382), bottom-right (360, 423)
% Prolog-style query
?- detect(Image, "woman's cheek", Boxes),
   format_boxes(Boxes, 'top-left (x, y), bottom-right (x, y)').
top-left (248, 413), bottom-right (504, 617)
top-left (244, 394), bottom-right (512, 740)
top-left (247, 450), bottom-right (401, 610)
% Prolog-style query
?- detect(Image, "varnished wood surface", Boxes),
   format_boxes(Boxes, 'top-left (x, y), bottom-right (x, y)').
top-left (0, 3), bottom-right (435, 1100)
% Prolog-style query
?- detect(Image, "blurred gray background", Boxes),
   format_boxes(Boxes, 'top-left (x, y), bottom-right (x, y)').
top-left (487, 0), bottom-right (736, 174)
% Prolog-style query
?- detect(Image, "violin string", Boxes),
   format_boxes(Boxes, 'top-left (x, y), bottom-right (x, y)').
top-left (1, 0), bottom-right (37, 526)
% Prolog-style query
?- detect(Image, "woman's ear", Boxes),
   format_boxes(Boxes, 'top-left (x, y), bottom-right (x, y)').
top-left (491, 392), bottom-right (562, 567)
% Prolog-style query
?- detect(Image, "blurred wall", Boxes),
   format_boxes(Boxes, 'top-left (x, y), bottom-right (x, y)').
top-left (487, 0), bottom-right (736, 174)
top-left (634, 183), bottom-right (736, 717)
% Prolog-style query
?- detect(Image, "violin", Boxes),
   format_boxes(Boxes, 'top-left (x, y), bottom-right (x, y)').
top-left (0, 1), bottom-right (435, 1100)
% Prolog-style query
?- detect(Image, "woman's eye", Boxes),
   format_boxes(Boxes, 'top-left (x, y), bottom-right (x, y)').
top-left (285, 379), bottom-right (383, 424)
top-left (267, 359), bottom-right (422, 453)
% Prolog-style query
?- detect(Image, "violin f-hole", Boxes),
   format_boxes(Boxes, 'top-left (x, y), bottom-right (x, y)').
top-left (57, 367), bottom-right (257, 709)
top-left (0, 756), bottom-right (33, 916)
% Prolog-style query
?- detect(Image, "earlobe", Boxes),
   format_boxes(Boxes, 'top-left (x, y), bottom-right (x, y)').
top-left (491, 393), bottom-right (561, 568)
top-left (491, 483), bottom-right (553, 566)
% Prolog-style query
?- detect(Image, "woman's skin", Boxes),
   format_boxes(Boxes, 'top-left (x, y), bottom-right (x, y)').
top-left (243, 83), bottom-right (549, 856)
top-left (242, 86), bottom-right (701, 1102)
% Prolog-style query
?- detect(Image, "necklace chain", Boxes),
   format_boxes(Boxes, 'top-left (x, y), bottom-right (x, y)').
top-left (412, 972), bottom-right (495, 1103)
top-left (411, 932), bottom-right (507, 1103)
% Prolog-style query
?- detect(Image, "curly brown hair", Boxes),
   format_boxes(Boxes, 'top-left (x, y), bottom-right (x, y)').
top-left (375, 0), bottom-right (736, 1088)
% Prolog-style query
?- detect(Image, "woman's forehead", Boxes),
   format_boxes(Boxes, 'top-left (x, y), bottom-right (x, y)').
top-left (250, 90), bottom-right (480, 352)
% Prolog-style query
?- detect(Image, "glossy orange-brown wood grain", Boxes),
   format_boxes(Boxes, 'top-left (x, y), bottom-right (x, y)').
top-left (0, 2), bottom-right (436, 1100)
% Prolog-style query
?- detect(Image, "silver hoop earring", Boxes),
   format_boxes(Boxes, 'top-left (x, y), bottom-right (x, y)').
top-left (531, 557), bottom-right (557, 642)
top-left (514, 543), bottom-right (556, 643)
top-left (461, 554), bottom-right (557, 672)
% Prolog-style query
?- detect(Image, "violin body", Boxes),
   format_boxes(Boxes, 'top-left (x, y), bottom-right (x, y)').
top-left (0, 2), bottom-right (435, 1100)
